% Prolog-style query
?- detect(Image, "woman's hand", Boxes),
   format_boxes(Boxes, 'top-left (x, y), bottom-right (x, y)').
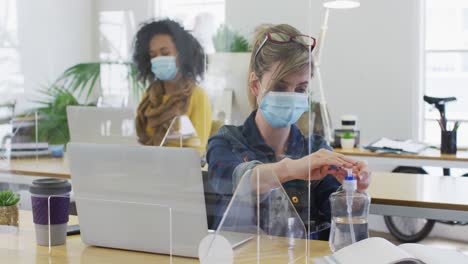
top-left (281, 149), bottom-right (357, 182)
top-left (277, 149), bottom-right (371, 191)
top-left (328, 160), bottom-right (371, 191)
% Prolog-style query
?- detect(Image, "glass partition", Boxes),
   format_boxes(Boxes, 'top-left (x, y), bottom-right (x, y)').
top-left (0, 0), bottom-right (387, 263)
top-left (199, 168), bottom-right (308, 263)
top-left (46, 195), bottom-right (174, 264)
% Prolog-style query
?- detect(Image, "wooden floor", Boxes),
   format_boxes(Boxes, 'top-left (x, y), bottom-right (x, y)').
top-left (370, 231), bottom-right (468, 255)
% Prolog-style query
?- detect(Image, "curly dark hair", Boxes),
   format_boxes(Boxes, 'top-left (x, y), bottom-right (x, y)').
top-left (132, 19), bottom-right (206, 84)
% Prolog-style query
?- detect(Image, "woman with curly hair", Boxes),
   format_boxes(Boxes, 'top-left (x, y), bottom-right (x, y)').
top-left (133, 19), bottom-right (212, 153)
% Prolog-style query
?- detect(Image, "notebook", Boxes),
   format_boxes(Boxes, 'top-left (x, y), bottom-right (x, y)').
top-left (365, 138), bottom-right (428, 154)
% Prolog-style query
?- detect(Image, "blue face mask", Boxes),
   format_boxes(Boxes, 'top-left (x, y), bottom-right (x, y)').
top-left (151, 56), bottom-right (178, 81)
top-left (259, 92), bottom-right (309, 128)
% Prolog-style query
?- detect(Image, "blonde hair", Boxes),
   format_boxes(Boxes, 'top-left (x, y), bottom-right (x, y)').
top-left (248, 24), bottom-right (313, 109)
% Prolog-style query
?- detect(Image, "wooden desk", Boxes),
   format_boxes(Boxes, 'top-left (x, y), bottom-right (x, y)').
top-left (368, 172), bottom-right (468, 222)
top-left (335, 147), bottom-right (468, 169)
top-left (1, 211), bottom-right (331, 263)
top-left (0, 158), bottom-right (206, 179)
top-left (0, 158), bottom-right (70, 179)
top-left (4, 148), bottom-right (468, 179)
top-left (2, 157), bottom-right (467, 222)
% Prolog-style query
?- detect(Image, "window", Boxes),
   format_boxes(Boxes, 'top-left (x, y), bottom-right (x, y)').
top-left (98, 11), bottom-right (135, 107)
top-left (463, 8), bottom-right (468, 31)
top-left (424, 0), bottom-right (468, 147)
top-left (153, 0), bottom-right (229, 121)
top-left (154, 0), bottom-right (225, 54)
top-left (154, 0), bottom-right (225, 30)
top-left (0, 0), bottom-right (24, 95)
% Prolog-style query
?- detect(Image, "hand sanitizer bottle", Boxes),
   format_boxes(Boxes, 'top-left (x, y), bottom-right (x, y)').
top-left (329, 168), bottom-right (371, 252)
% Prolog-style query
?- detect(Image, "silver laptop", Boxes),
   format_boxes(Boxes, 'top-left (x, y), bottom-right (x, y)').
top-left (66, 106), bottom-right (138, 145)
top-left (68, 143), bottom-right (211, 257)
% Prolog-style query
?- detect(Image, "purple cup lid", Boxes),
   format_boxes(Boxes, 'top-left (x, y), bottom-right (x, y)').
top-left (29, 178), bottom-right (71, 195)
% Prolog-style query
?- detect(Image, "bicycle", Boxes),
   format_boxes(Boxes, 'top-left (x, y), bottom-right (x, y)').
top-left (383, 95), bottom-right (468, 243)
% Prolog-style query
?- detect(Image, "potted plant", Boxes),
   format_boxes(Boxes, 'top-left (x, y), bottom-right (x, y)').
top-left (0, 190), bottom-right (20, 226)
top-left (52, 62), bottom-right (144, 102)
top-left (207, 25), bottom-right (252, 123)
top-left (21, 62), bottom-right (144, 146)
top-left (212, 24), bottom-right (250, 53)
top-left (33, 85), bottom-right (96, 146)
top-left (340, 131), bottom-right (356, 150)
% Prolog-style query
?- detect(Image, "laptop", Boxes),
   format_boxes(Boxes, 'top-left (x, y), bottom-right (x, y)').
top-left (66, 106), bottom-right (138, 145)
top-left (68, 143), bottom-right (251, 258)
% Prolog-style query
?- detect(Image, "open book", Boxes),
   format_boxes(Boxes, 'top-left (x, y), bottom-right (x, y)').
top-left (314, 237), bottom-right (468, 264)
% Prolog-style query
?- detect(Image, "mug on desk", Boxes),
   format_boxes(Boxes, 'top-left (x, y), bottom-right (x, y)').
top-left (29, 178), bottom-right (71, 246)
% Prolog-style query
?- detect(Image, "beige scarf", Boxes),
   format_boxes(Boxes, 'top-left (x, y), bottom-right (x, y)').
top-left (136, 80), bottom-right (195, 146)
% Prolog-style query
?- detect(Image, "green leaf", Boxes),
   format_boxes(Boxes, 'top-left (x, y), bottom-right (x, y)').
top-left (213, 24), bottom-right (250, 52)
top-left (342, 132), bottom-right (356, 139)
top-left (127, 63), bottom-right (146, 99)
top-left (0, 190), bottom-right (20, 206)
top-left (32, 85), bottom-right (92, 144)
top-left (231, 34), bottom-right (250, 52)
top-left (54, 63), bottom-right (101, 100)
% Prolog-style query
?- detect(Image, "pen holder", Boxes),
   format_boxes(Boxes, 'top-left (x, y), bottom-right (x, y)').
top-left (441, 130), bottom-right (457, 154)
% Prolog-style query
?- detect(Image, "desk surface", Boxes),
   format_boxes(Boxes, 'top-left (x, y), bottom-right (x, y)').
top-left (335, 147), bottom-right (468, 162)
top-left (368, 172), bottom-right (468, 211)
top-left (4, 148), bottom-right (468, 179)
top-left (0, 157), bottom-right (70, 178)
top-left (2, 157), bottom-right (468, 212)
top-left (1, 211), bottom-right (331, 263)
top-left (2, 146), bottom-right (468, 178)
top-left (0, 157), bottom-right (207, 179)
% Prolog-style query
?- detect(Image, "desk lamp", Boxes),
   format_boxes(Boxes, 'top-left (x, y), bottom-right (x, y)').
top-left (314, 0), bottom-right (360, 143)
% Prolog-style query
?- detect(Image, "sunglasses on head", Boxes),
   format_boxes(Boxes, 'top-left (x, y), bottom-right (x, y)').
top-left (254, 32), bottom-right (317, 61)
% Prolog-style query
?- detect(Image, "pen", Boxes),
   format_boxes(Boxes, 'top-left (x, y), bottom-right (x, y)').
top-left (437, 119), bottom-right (446, 132)
top-left (453, 121), bottom-right (460, 132)
top-left (441, 114), bottom-right (447, 131)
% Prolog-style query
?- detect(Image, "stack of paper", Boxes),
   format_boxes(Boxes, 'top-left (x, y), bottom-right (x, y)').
top-left (0, 142), bottom-right (53, 157)
top-left (366, 138), bottom-right (428, 154)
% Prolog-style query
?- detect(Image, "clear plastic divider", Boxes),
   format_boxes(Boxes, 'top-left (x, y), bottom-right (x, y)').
top-left (0, 111), bottom-right (46, 171)
top-left (46, 195), bottom-right (174, 263)
top-left (67, 143), bottom-right (208, 262)
top-left (160, 115), bottom-right (201, 149)
top-left (66, 106), bottom-right (138, 145)
top-left (199, 168), bottom-right (308, 263)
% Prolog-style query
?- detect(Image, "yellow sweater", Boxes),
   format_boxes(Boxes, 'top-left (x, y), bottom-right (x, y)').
top-left (145, 86), bottom-right (212, 154)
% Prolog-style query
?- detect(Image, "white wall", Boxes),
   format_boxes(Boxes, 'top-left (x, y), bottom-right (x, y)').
top-left (322, 0), bottom-right (422, 143)
top-left (16, 0), bottom-right (97, 113)
top-left (12, 0), bottom-right (423, 143)
top-left (226, 0), bottom-right (321, 37)
top-left (225, 0), bottom-right (422, 143)
top-left (13, 0), bottom-right (154, 113)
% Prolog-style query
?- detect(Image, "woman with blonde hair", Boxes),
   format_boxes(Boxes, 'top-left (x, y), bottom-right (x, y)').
top-left (133, 19), bottom-right (212, 153)
top-left (206, 24), bottom-right (370, 239)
